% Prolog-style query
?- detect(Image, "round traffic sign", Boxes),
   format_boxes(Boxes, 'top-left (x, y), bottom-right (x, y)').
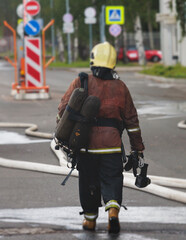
top-left (25, 20), bottom-right (40, 36)
top-left (25, 0), bottom-right (40, 16)
top-left (63, 13), bottom-right (73, 23)
top-left (109, 24), bottom-right (122, 37)
top-left (16, 4), bottom-right (24, 18)
top-left (17, 21), bottom-right (24, 38)
top-left (84, 7), bottom-right (96, 18)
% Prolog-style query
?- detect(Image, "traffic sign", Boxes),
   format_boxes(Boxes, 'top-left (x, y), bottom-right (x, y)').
top-left (63, 13), bottom-right (73, 23)
top-left (36, 18), bottom-right (44, 30)
top-left (84, 7), bottom-right (96, 18)
top-left (16, 4), bottom-right (24, 18)
top-left (25, 0), bottom-right (40, 16)
top-left (85, 17), bottom-right (96, 24)
top-left (105, 6), bottom-right (124, 25)
top-left (63, 22), bottom-right (74, 33)
top-left (109, 24), bottom-right (122, 37)
top-left (17, 21), bottom-right (24, 38)
top-left (25, 20), bottom-right (40, 36)
top-left (84, 7), bottom-right (96, 25)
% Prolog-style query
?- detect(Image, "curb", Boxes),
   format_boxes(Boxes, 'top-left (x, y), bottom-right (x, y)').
top-left (49, 66), bottom-right (144, 73)
top-left (135, 73), bottom-right (186, 83)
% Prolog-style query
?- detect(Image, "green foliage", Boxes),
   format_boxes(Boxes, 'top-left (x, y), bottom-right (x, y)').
top-left (0, 0), bottom-right (20, 29)
top-left (1, 0), bottom-right (159, 60)
top-left (50, 59), bottom-right (140, 68)
top-left (175, 0), bottom-right (186, 37)
top-left (141, 64), bottom-right (186, 78)
top-left (1, 0), bottom-right (159, 38)
top-left (50, 60), bottom-right (89, 68)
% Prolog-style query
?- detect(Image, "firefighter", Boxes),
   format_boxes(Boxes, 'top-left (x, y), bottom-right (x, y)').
top-left (57, 42), bottom-right (145, 234)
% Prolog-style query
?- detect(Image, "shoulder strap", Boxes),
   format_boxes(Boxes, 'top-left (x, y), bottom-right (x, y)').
top-left (78, 72), bottom-right (88, 91)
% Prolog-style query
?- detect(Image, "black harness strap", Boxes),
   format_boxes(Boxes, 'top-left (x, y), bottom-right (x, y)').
top-left (92, 117), bottom-right (124, 135)
top-left (66, 72), bottom-right (89, 123)
top-left (66, 105), bottom-right (88, 123)
top-left (79, 72), bottom-right (88, 90)
top-left (69, 72), bottom-right (124, 134)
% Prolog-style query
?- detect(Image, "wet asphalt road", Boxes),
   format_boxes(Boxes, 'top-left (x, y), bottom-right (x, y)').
top-left (0, 62), bottom-right (186, 240)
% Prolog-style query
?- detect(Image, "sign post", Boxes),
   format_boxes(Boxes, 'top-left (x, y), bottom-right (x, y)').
top-left (4, 0), bottom-right (55, 99)
top-left (62, 13), bottom-right (74, 64)
top-left (105, 6), bottom-right (124, 39)
top-left (84, 7), bottom-right (97, 53)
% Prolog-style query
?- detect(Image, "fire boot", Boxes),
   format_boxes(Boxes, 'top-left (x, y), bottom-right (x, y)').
top-left (108, 208), bottom-right (120, 234)
top-left (82, 212), bottom-right (98, 231)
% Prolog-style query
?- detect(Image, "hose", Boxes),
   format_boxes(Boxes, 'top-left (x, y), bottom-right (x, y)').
top-left (0, 122), bottom-right (186, 204)
top-left (177, 120), bottom-right (186, 129)
top-left (0, 122), bottom-right (53, 139)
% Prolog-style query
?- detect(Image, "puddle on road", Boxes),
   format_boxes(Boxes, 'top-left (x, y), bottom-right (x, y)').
top-left (0, 206), bottom-right (186, 226)
top-left (74, 232), bottom-right (158, 240)
top-left (136, 100), bottom-right (186, 120)
top-left (0, 61), bottom-right (13, 70)
top-left (0, 131), bottom-right (50, 145)
top-left (0, 227), bottom-right (57, 236)
top-left (0, 207), bottom-right (185, 238)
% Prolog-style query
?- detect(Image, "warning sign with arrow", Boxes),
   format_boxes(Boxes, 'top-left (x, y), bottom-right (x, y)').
top-left (105, 6), bottom-right (124, 25)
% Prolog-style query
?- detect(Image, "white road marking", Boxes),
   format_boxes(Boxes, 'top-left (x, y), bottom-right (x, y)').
top-left (147, 83), bottom-right (175, 88)
top-left (0, 206), bottom-right (185, 231)
top-left (0, 131), bottom-right (50, 145)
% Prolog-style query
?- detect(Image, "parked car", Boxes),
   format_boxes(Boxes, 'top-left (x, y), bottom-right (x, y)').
top-left (118, 46), bottom-right (162, 62)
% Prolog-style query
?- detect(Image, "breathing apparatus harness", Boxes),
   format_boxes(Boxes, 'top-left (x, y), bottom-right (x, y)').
top-left (56, 71), bottom-right (150, 188)
top-left (55, 72), bottom-right (123, 185)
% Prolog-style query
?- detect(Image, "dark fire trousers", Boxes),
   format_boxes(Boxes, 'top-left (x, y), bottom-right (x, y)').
top-left (77, 153), bottom-right (123, 213)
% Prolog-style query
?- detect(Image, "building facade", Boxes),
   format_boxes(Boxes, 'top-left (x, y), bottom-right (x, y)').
top-left (157, 0), bottom-right (186, 66)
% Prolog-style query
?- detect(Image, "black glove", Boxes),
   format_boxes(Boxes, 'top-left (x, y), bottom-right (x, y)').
top-left (124, 151), bottom-right (144, 177)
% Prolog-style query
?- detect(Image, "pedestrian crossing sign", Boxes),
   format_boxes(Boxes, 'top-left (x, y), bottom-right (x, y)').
top-left (105, 6), bottom-right (124, 25)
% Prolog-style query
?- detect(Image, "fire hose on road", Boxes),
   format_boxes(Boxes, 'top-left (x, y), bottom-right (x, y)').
top-left (177, 120), bottom-right (186, 129)
top-left (0, 122), bottom-right (186, 204)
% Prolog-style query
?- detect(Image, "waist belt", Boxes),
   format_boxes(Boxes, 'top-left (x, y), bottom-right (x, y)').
top-left (92, 118), bottom-right (124, 135)
top-left (66, 105), bottom-right (124, 134)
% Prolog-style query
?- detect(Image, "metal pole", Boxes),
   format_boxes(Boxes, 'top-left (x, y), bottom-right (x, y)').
top-left (66, 0), bottom-right (72, 64)
top-left (50, 0), bottom-right (56, 60)
top-left (89, 24), bottom-right (93, 53)
top-left (99, 12), bottom-right (102, 42)
top-left (102, 5), bottom-right (106, 42)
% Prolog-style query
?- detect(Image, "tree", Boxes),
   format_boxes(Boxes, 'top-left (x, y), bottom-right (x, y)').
top-left (1, 0), bottom-right (159, 61)
top-left (175, 0), bottom-right (186, 37)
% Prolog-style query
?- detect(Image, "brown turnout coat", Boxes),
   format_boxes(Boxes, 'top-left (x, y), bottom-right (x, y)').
top-left (58, 74), bottom-right (144, 153)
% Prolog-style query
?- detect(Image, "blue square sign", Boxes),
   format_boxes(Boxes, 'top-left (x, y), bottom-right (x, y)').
top-left (106, 6), bottom-right (124, 25)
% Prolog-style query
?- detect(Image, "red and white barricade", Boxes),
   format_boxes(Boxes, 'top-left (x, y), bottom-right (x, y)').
top-left (25, 37), bottom-right (43, 88)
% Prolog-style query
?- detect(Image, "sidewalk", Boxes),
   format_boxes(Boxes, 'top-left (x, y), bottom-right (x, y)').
top-left (49, 66), bottom-right (144, 73)
top-left (136, 72), bottom-right (186, 84)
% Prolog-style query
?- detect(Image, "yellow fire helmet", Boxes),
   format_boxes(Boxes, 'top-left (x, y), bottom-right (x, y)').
top-left (90, 42), bottom-right (117, 69)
